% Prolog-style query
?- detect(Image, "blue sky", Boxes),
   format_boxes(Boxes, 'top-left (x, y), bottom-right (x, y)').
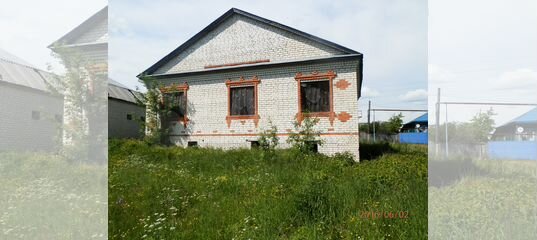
top-left (109, 0), bottom-right (428, 122)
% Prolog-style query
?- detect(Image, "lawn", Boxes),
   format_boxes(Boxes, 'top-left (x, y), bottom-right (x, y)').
top-left (108, 140), bottom-right (428, 239)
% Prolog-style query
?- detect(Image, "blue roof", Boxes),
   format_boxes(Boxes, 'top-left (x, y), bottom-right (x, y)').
top-left (505, 107), bottom-right (537, 124)
top-left (408, 113), bottom-right (428, 123)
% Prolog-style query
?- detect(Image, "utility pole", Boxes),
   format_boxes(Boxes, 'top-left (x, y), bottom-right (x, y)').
top-left (367, 100), bottom-right (371, 142)
top-left (435, 88), bottom-right (441, 158)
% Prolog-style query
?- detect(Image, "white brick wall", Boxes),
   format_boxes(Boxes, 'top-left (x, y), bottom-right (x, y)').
top-left (162, 59), bottom-right (361, 160)
top-left (0, 82), bottom-right (64, 151)
top-left (108, 99), bottom-right (145, 139)
top-left (149, 12), bottom-right (362, 160)
top-left (154, 15), bottom-right (345, 75)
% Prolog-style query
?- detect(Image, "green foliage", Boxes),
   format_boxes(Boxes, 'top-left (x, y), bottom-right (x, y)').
top-left (257, 120), bottom-right (279, 154)
top-left (287, 116), bottom-right (324, 153)
top-left (48, 45), bottom-right (108, 163)
top-left (108, 139), bottom-right (428, 239)
top-left (429, 109), bottom-right (496, 144)
top-left (136, 76), bottom-right (170, 145)
top-left (360, 113), bottom-right (404, 135)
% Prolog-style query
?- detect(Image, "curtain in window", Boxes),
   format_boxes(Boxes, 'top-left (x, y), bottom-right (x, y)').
top-left (301, 81), bottom-right (330, 112)
top-left (164, 91), bottom-right (186, 118)
top-left (231, 86), bottom-right (255, 115)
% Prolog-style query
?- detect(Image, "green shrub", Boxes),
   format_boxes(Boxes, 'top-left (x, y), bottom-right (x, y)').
top-left (287, 115), bottom-right (324, 154)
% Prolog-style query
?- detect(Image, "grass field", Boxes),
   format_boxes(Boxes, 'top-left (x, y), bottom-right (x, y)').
top-left (0, 152), bottom-right (107, 239)
top-left (109, 140), bottom-right (427, 239)
top-left (429, 158), bottom-right (537, 239)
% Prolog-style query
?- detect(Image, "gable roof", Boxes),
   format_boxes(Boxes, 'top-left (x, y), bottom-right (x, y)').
top-left (139, 8), bottom-right (361, 77)
top-left (48, 6), bottom-right (108, 48)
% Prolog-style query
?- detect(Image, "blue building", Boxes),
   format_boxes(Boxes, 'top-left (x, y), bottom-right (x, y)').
top-left (489, 108), bottom-right (537, 160)
top-left (399, 113), bottom-right (428, 144)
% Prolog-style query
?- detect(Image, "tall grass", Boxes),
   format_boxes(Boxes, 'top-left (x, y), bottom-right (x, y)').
top-left (109, 140), bottom-right (427, 239)
top-left (0, 152), bottom-right (107, 239)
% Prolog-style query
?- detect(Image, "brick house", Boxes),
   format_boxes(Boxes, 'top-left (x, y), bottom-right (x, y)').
top-left (139, 8), bottom-right (363, 159)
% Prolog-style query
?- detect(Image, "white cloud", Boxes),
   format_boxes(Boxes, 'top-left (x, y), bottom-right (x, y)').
top-left (495, 68), bottom-right (537, 90)
top-left (400, 89), bottom-right (428, 102)
top-left (110, 0), bottom-right (427, 103)
top-left (428, 64), bottom-right (453, 84)
top-left (362, 87), bottom-right (380, 97)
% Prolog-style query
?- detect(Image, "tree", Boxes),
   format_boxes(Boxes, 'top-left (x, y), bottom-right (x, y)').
top-left (48, 45), bottom-right (107, 164)
top-left (387, 113), bottom-right (404, 134)
top-left (136, 75), bottom-right (169, 145)
top-left (469, 108), bottom-right (496, 143)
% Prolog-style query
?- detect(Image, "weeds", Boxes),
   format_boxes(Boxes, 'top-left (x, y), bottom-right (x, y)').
top-left (109, 140), bottom-right (427, 239)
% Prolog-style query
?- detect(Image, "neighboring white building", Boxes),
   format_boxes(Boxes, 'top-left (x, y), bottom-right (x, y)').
top-left (108, 79), bottom-right (145, 139)
top-left (49, 6), bottom-right (145, 140)
top-left (0, 48), bottom-right (64, 151)
top-left (139, 8), bottom-right (363, 159)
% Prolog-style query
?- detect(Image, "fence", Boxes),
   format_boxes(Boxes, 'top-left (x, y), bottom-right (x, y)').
top-left (400, 133), bottom-right (428, 144)
top-left (488, 141), bottom-right (537, 160)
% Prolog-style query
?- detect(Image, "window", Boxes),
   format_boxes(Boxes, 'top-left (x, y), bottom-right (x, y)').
top-left (126, 114), bottom-right (133, 120)
top-left (250, 141), bottom-right (260, 149)
top-left (295, 70), bottom-right (337, 126)
top-left (300, 81), bottom-right (330, 113)
top-left (225, 76), bottom-right (260, 128)
top-left (163, 91), bottom-right (186, 118)
top-left (140, 116), bottom-right (146, 122)
top-left (55, 114), bottom-right (62, 122)
top-left (230, 86), bottom-right (255, 116)
top-left (187, 141), bottom-right (198, 148)
top-left (305, 141), bottom-right (319, 153)
top-left (160, 83), bottom-right (189, 126)
top-left (32, 111), bottom-right (40, 120)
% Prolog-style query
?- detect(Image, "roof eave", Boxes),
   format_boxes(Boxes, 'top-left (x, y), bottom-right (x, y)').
top-left (139, 54), bottom-right (362, 80)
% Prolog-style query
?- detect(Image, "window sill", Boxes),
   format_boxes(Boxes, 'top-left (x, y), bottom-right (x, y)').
top-left (226, 115), bottom-right (260, 128)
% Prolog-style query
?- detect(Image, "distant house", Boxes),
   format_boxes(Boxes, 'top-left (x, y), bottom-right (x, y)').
top-left (0, 48), bottom-right (63, 151)
top-left (108, 79), bottom-right (145, 138)
top-left (49, 6), bottom-right (145, 140)
top-left (399, 113), bottom-right (428, 144)
top-left (139, 8), bottom-right (363, 159)
top-left (489, 108), bottom-right (537, 160)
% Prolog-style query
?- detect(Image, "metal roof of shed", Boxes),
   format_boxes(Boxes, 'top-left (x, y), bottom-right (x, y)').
top-left (407, 113), bottom-right (428, 124)
top-left (0, 48), bottom-right (56, 92)
top-left (108, 79), bottom-right (141, 104)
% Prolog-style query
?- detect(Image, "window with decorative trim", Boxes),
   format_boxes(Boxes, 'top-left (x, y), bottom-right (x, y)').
top-left (226, 76), bottom-right (260, 128)
top-left (295, 70), bottom-right (337, 126)
top-left (160, 83), bottom-right (189, 127)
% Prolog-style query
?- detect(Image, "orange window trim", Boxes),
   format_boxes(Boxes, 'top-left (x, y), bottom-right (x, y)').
top-left (160, 82), bottom-right (189, 127)
top-left (295, 70), bottom-right (337, 126)
top-left (225, 76), bottom-right (261, 128)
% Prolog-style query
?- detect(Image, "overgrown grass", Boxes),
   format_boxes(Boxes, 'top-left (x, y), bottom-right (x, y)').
top-left (0, 152), bottom-right (107, 239)
top-left (429, 157), bottom-right (537, 239)
top-left (109, 140), bottom-right (427, 239)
